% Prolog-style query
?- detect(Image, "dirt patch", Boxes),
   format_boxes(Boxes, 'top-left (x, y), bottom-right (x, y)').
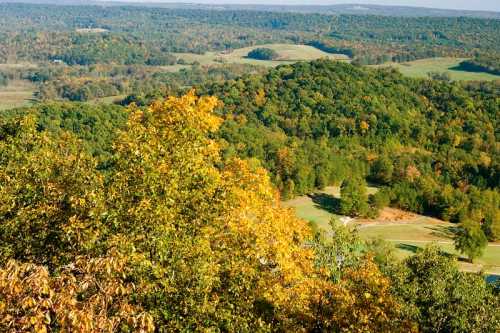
top-left (355, 207), bottom-right (444, 225)
top-left (374, 207), bottom-right (417, 221)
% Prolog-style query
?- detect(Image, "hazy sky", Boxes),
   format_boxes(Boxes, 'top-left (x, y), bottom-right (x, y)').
top-left (111, 0), bottom-right (500, 12)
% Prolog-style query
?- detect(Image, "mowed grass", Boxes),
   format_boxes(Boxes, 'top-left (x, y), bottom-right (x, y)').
top-left (358, 225), bottom-right (500, 274)
top-left (283, 186), bottom-right (377, 231)
top-left (173, 44), bottom-right (349, 68)
top-left (0, 80), bottom-right (37, 110)
top-left (283, 186), bottom-right (500, 274)
top-left (88, 94), bottom-right (127, 105)
top-left (373, 57), bottom-right (500, 81)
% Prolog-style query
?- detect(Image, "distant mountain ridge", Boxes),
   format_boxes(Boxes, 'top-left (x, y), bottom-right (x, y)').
top-left (0, 0), bottom-right (499, 19)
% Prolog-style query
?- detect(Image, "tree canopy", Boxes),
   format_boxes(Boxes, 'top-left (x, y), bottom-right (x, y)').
top-left (247, 48), bottom-right (280, 60)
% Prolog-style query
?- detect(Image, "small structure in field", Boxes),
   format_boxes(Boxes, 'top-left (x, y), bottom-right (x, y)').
top-left (76, 28), bottom-right (109, 33)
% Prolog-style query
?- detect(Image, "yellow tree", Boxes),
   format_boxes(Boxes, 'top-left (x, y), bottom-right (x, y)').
top-left (0, 116), bottom-right (106, 268)
top-left (0, 257), bottom-right (154, 333)
top-left (0, 117), bottom-right (153, 332)
top-left (105, 91), bottom-right (317, 330)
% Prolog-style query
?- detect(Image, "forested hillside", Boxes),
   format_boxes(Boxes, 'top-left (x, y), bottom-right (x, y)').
top-left (1, 92), bottom-right (498, 332)
top-left (199, 60), bottom-right (499, 238)
top-left (3, 59), bottom-right (499, 239)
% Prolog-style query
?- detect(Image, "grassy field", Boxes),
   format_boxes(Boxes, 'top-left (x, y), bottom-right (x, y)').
top-left (373, 57), bottom-right (500, 81)
top-left (283, 186), bottom-right (377, 230)
top-left (283, 186), bottom-right (500, 274)
top-left (88, 94), bottom-right (128, 105)
top-left (358, 225), bottom-right (500, 274)
top-left (0, 63), bottom-right (37, 70)
top-left (0, 80), bottom-right (36, 110)
top-left (173, 44), bottom-right (349, 68)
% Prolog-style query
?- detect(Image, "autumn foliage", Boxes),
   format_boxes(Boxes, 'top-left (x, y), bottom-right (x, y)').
top-left (0, 91), bottom-right (470, 331)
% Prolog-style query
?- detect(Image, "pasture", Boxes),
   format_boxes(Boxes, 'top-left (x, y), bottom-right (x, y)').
top-left (283, 186), bottom-right (500, 274)
top-left (173, 44), bottom-right (349, 67)
top-left (374, 57), bottom-right (500, 81)
top-left (0, 79), bottom-right (36, 110)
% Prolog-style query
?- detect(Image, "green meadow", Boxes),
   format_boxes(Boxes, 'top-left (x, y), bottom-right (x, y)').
top-left (283, 186), bottom-right (500, 274)
top-left (374, 57), bottom-right (500, 81)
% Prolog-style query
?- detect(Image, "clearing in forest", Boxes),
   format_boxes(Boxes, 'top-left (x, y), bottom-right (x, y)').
top-left (173, 44), bottom-right (349, 67)
top-left (283, 186), bottom-right (500, 274)
top-left (373, 57), bottom-right (500, 81)
top-left (0, 80), bottom-right (36, 110)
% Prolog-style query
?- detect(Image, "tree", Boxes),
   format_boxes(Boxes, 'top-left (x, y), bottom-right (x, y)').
top-left (0, 117), bottom-right (106, 268)
top-left (454, 218), bottom-right (488, 262)
top-left (482, 209), bottom-right (500, 241)
top-left (390, 246), bottom-right (499, 333)
top-left (371, 155), bottom-right (394, 184)
top-left (247, 48), bottom-right (279, 60)
top-left (1, 92), bottom-right (319, 331)
top-left (340, 177), bottom-right (369, 217)
top-left (0, 258), bottom-right (154, 332)
top-left (310, 220), bottom-right (415, 332)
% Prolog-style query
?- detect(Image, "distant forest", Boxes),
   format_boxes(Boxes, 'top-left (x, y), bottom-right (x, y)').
top-left (0, 3), bottom-right (499, 65)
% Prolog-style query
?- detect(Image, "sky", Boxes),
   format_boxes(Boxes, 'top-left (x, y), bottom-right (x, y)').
top-left (107, 0), bottom-right (500, 12)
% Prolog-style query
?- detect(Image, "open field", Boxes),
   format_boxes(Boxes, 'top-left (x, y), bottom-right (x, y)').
top-left (88, 94), bottom-right (127, 105)
top-left (76, 28), bottom-right (109, 33)
top-left (173, 44), bottom-right (349, 67)
top-left (373, 57), bottom-right (500, 81)
top-left (357, 224), bottom-right (500, 274)
top-left (283, 186), bottom-right (377, 231)
top-left (0, 63), bottom-right (38, 70)
top-left (283, 186), bottom-right (500, 274)
top-left (0, 80), bottom-right (36, 110)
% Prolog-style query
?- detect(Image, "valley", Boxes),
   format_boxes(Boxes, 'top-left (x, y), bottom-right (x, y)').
top-left (0, 2), bottom-right (498, 331)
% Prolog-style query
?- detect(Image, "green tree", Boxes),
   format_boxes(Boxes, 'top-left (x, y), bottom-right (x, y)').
top-left (247, 48), bottom-right (279, 60)
top-left (454, 218), bottom-right (488, 262)
top-left (390, 246), bottom-right (499, 333)
top-left (371, 155), bottom-right (394, 184)
top-left (340, 177), bottom-right (369, 217)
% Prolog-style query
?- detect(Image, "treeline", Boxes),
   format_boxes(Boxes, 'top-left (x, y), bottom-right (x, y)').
top-left (4, 63), bottom-right (264, 102)
top-left (459, 54), bottom-right (500, 75)
top-left (198, 60), bottom-right (499, 239)
top-left (309, 38), bottom-right (469, 65)
top-left (0, 3), bottom-right (499, 65)
top-left (0, 93), bottom-right (498, 332)
top-left (0, 102), bottom-right (127, 161)
top-left (48, 34), bottom-right (179, 66)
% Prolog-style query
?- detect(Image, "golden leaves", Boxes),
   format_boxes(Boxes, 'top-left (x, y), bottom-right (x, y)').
top-left (0, 258), bottom-right (154, 333)
top-left (309, 259), bottom-right (414, 333)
